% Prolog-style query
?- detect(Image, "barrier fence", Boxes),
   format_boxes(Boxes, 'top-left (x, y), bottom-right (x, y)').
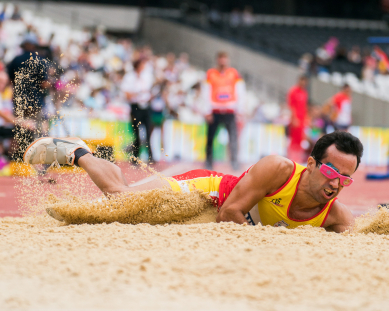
top-left (48, 118), bottom-right (389, 167)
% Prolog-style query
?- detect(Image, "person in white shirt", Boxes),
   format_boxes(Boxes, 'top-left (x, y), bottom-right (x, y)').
top-left (121, 58), bottom-right (154, 162)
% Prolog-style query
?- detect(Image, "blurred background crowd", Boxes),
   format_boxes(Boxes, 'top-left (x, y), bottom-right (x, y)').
top-left (1, 0), bottom-right (389, 173)
top-left (0, 3), bottom-right (211, 169)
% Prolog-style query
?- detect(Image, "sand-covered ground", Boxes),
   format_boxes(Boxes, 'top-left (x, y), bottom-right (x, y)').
top-left (5, 45), bottom-right (389, 311)
top-left (2, 208), bottom-right (389, 311)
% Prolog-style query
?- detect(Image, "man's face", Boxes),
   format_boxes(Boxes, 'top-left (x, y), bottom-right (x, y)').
top-left (307, 144), bottom-right (357, 204)
top-left (217, 56), bottom-right (229, 68)
top-left (344, 86), bottom-right (351, 96)
top-left (298, 78), bottom-right (308, 89)
top-left (136, 61), bottom-right (146, 73)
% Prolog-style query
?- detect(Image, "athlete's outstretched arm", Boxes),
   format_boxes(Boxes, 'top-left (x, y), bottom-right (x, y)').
top-left (78, 154), bottom-right (168, 195)
top-left (217, 156), bottom-right (294, 224)
top-left (322, 200), bottom-right (354, 233)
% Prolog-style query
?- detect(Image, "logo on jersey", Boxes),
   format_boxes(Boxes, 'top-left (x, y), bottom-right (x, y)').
top-left (270, 198), bottom-right (283, 207)
top-left (274, 220), bottom-right (289, 227)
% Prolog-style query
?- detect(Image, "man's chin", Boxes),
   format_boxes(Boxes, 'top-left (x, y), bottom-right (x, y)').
top-left (317, 194), bottom-right (336, 205)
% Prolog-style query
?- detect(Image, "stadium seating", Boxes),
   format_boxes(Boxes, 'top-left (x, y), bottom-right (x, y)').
top-left (176, 17), bottom-right (389, 75)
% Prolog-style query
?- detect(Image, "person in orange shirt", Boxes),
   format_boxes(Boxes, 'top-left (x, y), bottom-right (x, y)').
top-left (323, 84), bottom-right (352, 131)
top-left (203, 51), bottom-right (246, 171)
top-left (287, 76), bottom-right (309, 163)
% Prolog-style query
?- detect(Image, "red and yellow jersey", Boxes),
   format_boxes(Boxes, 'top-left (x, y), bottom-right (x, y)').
top-left (245, 162), bottom-right (336, 228)
top-left (166, 169), bottom-right (225, 206)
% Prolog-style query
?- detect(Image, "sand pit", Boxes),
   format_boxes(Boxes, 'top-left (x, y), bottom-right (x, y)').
top-left (1, 209), bottom-right (389, 310)
top-left (5, 160), bottom-right (389, 310)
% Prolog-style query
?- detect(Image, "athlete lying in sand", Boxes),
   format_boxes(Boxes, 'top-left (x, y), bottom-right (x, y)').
top-left (23, 131), bottom-right (363, 233)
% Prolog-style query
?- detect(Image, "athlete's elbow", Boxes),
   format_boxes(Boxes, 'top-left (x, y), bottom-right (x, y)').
top-left (216, 207), bottom-right (242, 224)
top-left (216, 209), bottom-right (227, 223)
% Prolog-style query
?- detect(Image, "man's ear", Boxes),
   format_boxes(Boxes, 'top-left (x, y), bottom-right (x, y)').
top-left (306, 156), bottom-right (315, 173)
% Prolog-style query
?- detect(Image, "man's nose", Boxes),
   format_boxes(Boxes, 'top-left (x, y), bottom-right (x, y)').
top-left (329, 178), bottom-right (340, 189)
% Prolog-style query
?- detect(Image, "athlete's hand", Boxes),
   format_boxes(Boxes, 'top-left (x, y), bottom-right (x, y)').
top-left (236, 113), bottom-right (245, 124)
top-left (205, 114), bottom-right (214, 124)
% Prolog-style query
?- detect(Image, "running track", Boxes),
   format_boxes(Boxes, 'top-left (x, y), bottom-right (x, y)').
top-left (1, 162), bottom-right (388, 218)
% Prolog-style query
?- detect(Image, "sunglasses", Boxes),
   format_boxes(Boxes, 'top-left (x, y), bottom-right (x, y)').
top-left (314, 158), bottom-right (353, 187)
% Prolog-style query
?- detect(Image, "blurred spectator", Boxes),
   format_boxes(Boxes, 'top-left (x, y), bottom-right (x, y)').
top-left (121, 58), bottom-right (154, 162)
top-left (242, 6), bottom-right (255, 27)
top-left (84, 89), bottom-right (105, 111)
top-left (7, 33), bottom-right (49, 161)
top-left (229, 8), bottom-right (241, 28)
top-left (150, 82), bottom-right (167, 132)
top-left (11, 5), bottom-right (22, 21)
top-left (324, 37), bottom-right (339, 59)
top-left (0, 5), bottom-right (7, 22)
top-left (164, 53), bottom-right (179, 83)
top-left (184, 82), bottom-right (206, 122)
top-left (323, 84), bottom-right (352, 131)
top-left (287, 75), bottom-right (308, 163)
top-left (362, 48), bottom-right (377, 81)
top-left (304, 105), bottom-right (325, 157)
top-left (39, 33), bottom-right (55, 61)
top-left (335, 46), bottom-right (347, 61)
top-left (315, 44), bottom-right (332, 73)
top-left (204, 51), bottom-right (245, 171)
top-left (175, 52), bottom-right (190, 75)
top-left (0, 70), bottom-right (13, 140)
top-left (299, 53), bottom-right (313, 75)
top-left (0, 69), bottom-right (35, 161)
top-left (348, 46), bottom-right (362, 64)
top-left (209, 5), bottom-right (222, 26)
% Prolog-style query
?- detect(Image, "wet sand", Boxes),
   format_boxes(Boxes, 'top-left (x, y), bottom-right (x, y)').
top-left (1, 210), bottom-right (389, 311)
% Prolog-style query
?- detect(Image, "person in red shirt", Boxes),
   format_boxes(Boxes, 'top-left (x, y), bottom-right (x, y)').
top-left (287, 76), bottom-right (309, 163)
top-left (323, 84), bottom-right (352, 131)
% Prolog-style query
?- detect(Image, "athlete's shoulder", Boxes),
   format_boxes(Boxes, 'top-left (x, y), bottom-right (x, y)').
top-left (226, 67), bottom-right (241, 79)
top-left (288, 85), bottom-right (298, 92)
top-left (332, 92), bottom-right (343, 101)
top-left (255, 155), bottom-right (294, 172)
top-left (248, 155), bottom-right (295, 191)
top-left (206, 68), bottom-right (218, 78)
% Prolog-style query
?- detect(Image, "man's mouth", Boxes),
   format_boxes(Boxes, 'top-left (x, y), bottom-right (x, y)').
top-left (323, 188), bottom-right (335, 198)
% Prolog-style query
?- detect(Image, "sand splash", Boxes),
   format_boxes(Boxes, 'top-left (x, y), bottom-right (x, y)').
top-left (40, 186), bottom-right (389, 235)
top-left (45, 188), bottom-right (215, 225)
top-left (353, 207), bottom-right (389, 235)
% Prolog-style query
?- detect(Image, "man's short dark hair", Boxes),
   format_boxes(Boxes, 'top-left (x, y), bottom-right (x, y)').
top-left (133, 58), bottom-right (145, 71)
top-left (343, 83), bottom-right (350, 89)
top-left (311, 131), bottom-right (363, 170)
top-left (217, 51), bottom-right (228, 59)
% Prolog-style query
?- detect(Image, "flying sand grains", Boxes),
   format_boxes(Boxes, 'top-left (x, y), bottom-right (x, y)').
top-left (45, 188), bottom-right (214, 225)
top-left (353, 207), bottom-right (389, 235)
